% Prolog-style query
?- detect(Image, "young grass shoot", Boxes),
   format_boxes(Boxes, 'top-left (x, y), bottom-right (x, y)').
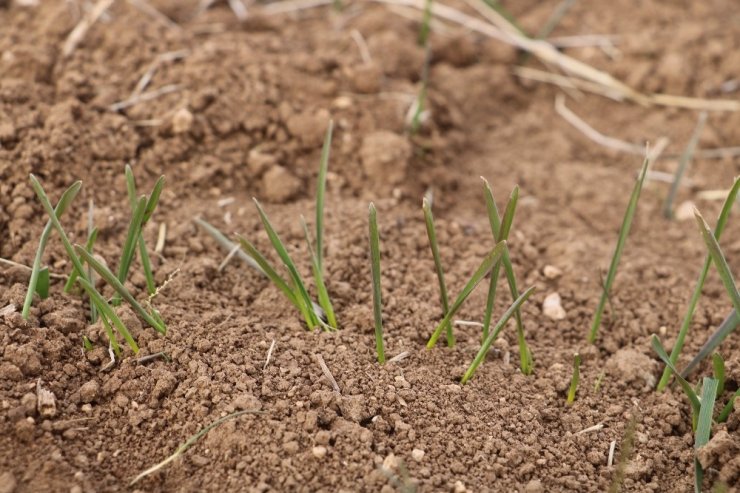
top-left (589, 155), bottom-right (650, 343)
top-left (369, 203), bottom-right (385, 364)
top-left (422, 192), bottom-right (453, 347)
top-left (482, 179), bottom-right (533, 374)
top-left (656, 177), bottom-right (740, 390)
top-left (566, 352), bottom-right (581, 405)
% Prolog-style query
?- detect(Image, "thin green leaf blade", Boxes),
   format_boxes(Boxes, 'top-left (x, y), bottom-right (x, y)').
top-left (35, 268), bottom-right (50, 299)
top-left (427, 241), bottom-right (507, 349)
top-left (589, 156), bottom-right (650, 343)
top-left (694, 209), bottom-right (740, 312)
top-left (236, 235), bottom-right (300, 309)
top-left (712, 353), bottom-right (725, 397)
top-left (77, 277), bottom-right (138, 354)
top-left (117, 195), bottom-right (147, 287)
top-left (369, 203), bottom-right (385, 364)
top-left (567, 353), bottom-right (581, 405)
top-left (22, 180), bottom-right (82, 319)
top-left (300, 217), bottom-right (337, 330)
top-left (657, 177), bottom-right (740, 390)
top-left (422, 195), bottom-right (453, 347)
top-left (651, 335), bottom-right (701, 415)
top-left (75, 246), bottom-right (166, 334)
top-left (694, 377), bottom-right (718, 493)
top-left (316, 121), bottom-right (333, 272)
top-left (460, 286), bottom-right (536, 384)
top-left (253, 199), bottom-right (318, 328)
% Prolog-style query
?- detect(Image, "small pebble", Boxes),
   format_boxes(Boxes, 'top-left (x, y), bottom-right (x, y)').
top-left (312, 446), bottom-right (327, 458)
top-left (543, 292), bottom-right (566, 320)
top-left (543, 265), bottom-right (562, 279)
top-left (411, 448), bottom-right (425, 462)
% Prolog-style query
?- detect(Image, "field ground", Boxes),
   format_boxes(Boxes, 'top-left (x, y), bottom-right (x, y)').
top-left (1, 0), bottom-right (740, 491)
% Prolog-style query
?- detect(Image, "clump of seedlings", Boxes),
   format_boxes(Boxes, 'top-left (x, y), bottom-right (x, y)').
top-left (588, 154), bottom-right (651, 343)
top-left (656, 177), bottom-right (740, 390)
top-left (26, 169), bottom-right (166, 356)
top-left (424, 180), bottom-right (535, 378)
top-left (197, 123), bottom-right (337, 331)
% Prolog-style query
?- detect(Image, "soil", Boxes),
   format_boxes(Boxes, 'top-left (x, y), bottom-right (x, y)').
top-left (1, 0), bottom-right (740, 492)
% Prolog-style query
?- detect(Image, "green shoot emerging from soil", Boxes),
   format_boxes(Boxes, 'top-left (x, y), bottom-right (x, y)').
top-left (369, 203), bottom-right (385, 364)
top-left (232, 124), bottom-right (337, 331)
top-left (482, 179), bottom-right (533, 374)
top-left (427, 241), bottom-right (508, 349)
top-left (663, 112), bottom-right (707, 219)
top-left (566, 352), bottom-right (581, 405)
top-left (694, 377), bottom-right (718, 493)
top-left (130, 409), bottom-right (263, 486)
top-left (712, 353), bottom-right (725, 397)
top-left (652, 335), bottom-right (701, 429)
top-left (422, 192), bottom-right (453, 347)
top-left (22, 180), bottom-right (82, 319)
top-left (657, 177), bottom-right (740, 391)
top-left (460, 286), bottom-right (535, 384)
top-left (588, 155), bottom-right (650, 343)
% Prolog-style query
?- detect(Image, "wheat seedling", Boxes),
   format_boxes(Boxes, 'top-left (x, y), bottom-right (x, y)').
top-left (427, 241), bottom-right (508, 349)
top-left (566, 353), bottom-right (581, 405)
top-left (656, 177), bottom-right (740, 390)
top-left (422, 192), bottom-right (453, 347)
top-left (369, 203), bottom-right (385, 364)
top-left (460, 286), bottom-right (535, 384)
top-left (588, 155), bottom-right (650, 343)
top-left (663, 112), bottom-right (707, 219)
top-left (22, 181), bottom-right (82, 319)
top-left (482, 180), bottom-right (533, 374)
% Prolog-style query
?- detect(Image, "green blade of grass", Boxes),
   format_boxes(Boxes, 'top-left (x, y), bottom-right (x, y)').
top-left (115, 195), bottom-right (148, 302)
top-left (663, 112), bottom-right (707, 219)
top-left (236, 235), bottom-right (300, 309)
top-left (87, 199), bottom-right (97, 323)
top-left (460, 286), bottom-right (536, 384)
top-left (301, 216), bottom-right (337, 330)
top-left (76, 277), bottom-right (138, 354)
top-left (482, 181), bottom-right (532, 373)
top-left (316, 121), bottom-right (333, 273)
top-left (22, 180), bottom-right (82, 319)
top-left (712, 353), bottom-right (725, 397)
top-left (98, 312), bottom-right (121, 357)
top-left (682, 309), bottom-right (739, 379)
top-left (75, 245), bottom-right (166, 334)
top-left (369, 203), bottom-right (385, 364)
top-left (418, 0), bottom-right (433, 46)
top-left (130, 409), bottom-right (264, 486)
top-left (64, 227), bottom-right (99, 293)
top-left (422, 194), bottom-right (453, 347)
top-left (194, 218), bottom-right (264, 274)
top-left (29, 175), bottom-right (90, 284)
top-left (253, 199), bottom-right (318, 329)
top-left (717, 388), bottom-right (740, 423)
top-left (694, 209), bottom-right (740, 313)
top-left (566, 352), bottom-right (582, 405)
top-left (143, 176), bottom-right (165, 224)
top-left (694, 377), bottom-right (718, 493)
top-left (427, 241), bottom-right (508, 349)
top-left (651, 335), bottom-right (701, 419)
top-left (588, 156), bottom-right (650, 343)
top-left (657, 177), bottom-right (740, 390)
top-left (35, 268), bottom-right (50, 299)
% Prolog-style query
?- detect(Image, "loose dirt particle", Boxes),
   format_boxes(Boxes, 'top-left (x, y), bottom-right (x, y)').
top-left (79, 380), bottom-right (100, 404)
top-left (312, 445), bottom-right (327, 458)
top-left (542, 292), bottom-right (566, 320)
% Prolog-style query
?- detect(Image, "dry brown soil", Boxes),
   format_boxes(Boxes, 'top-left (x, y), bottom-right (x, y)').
top-left (1, 0), bottom-right (740, 492)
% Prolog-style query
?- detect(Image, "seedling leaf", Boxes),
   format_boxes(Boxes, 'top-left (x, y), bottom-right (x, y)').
top-left (694, 209), bottom-right (740, 314)
top-left (460, 286), bottom-right (536, 384)
top-left (712, 353), bottom-right (725, 397)
top-left (427, 241), bottom-right (508, 349)
top-left (651, 335), bottom-right (701, 421)
top-left (589, 156), bottom-right (650, 343)
top-left (301, 216), bottom-right (337, 329)
top-left (657, 177), bottom-right (740, 390)
top-left (717, 389), bottom-right (740, 423)
top-left (22, 180), bottom-right (82, 318)
top-left (237, 236), bottom-right (300, 309)
top-left (663, 112), bottom-right (707, 219)
top-left (35, 268), bottom-right (50, 299)
top-left (369, 203), bottom-right (385, 364)
top-left (316, 121), bottom-right (333, 272)
top-left (76, 277), bottom-right (138, 354)
top-left (422, 195), bottom-right (453, 347)
top-left (75, 246), bottom-right (166, 334)
top-left (194, 218), bottom-right (264, 273)
top-left (115, 195), bottom-right (147, 303)
top-left (567, 353), bottom-right (581, 405)
top-left (694, 377), bottom-right (718, 493)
